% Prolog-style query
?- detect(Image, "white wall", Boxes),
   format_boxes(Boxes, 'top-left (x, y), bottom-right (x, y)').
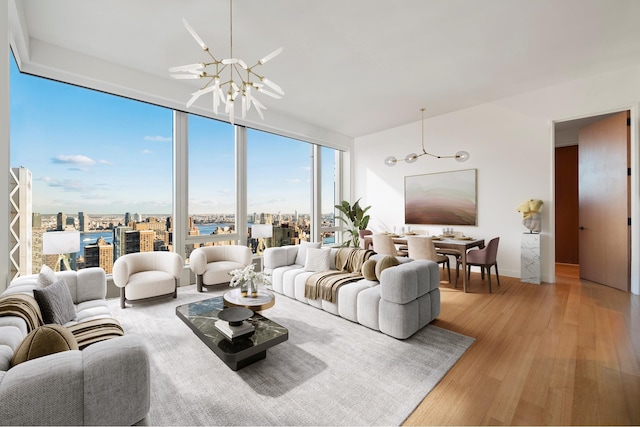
top-left (354, 64), bottom-right (640, 293)
top-left (1, 3), bottom-right (10, 291)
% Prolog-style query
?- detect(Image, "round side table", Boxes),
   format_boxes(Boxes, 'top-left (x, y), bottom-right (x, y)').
top-left (223, 288), bottom-right (275, 312)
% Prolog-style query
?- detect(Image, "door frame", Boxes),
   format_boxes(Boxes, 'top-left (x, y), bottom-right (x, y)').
top-left (551, 103), bottom-right (640, 295)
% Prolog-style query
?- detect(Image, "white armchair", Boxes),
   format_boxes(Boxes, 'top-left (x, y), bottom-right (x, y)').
top-left (189, 246), bottom-right (253, 292)
top-left (112, 251), bottom-right (184, 309)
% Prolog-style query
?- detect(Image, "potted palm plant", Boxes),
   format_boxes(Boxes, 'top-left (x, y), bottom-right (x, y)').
top-left (335, 198), bottom-right (371, 248)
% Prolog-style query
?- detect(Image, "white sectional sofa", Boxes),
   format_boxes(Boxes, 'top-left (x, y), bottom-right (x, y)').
top-left (0, 268), bottom-right (150, 426)
top-left (263, 245), bottom-right (441, 339)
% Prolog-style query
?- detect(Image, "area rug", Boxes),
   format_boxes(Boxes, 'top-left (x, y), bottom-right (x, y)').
top-left (109, 285), bottom-right (474, 426)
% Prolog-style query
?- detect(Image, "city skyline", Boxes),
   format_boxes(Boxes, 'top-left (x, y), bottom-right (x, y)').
top-left (9, 56), bottom-right (336, 215)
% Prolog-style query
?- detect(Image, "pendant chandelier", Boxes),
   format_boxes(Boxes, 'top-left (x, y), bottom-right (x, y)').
top-left (384, 108), bottom-right (470, 166)
top-left (169, 0), bottom-right (284, 124)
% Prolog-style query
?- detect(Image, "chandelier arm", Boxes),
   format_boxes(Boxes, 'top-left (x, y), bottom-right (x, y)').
top-left (383, 108), bottom-right (469, 166)
top-left (172, 0), bottom-right (282, 121)
top-left (205, 49), bottom-right (219, 62)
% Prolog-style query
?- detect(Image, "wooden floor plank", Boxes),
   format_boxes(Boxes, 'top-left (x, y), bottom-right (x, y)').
top-left (403, 265), bottom-right (640, 426)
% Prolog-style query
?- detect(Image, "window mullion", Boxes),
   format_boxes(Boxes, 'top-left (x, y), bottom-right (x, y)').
top-left (173, 111), bottom-right (189, 261)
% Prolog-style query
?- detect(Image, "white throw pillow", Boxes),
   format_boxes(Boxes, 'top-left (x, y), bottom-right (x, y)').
top-left (304, 248), bottom-right (331, 272)
top-left (295, 241), bottom-right (322, 266)
top-left (37, 264), bottom-right (57, 288)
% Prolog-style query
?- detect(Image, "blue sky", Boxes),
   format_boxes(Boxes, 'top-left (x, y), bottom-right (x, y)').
top-left (10, 56), bottom-right (335, 216)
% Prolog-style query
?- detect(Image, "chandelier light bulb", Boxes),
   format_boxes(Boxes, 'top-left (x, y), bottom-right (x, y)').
top-left (384, 156), bottom-right (398, 167)
top-left (455, 151), bottom-right (470, 162)
top-left (170, 10), bottom-right (283, 123)
top-left (405, 153), bottom-right (419, 163)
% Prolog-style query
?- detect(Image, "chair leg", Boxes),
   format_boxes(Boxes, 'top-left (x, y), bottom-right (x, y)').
top-left (197, 275), bottom-right (203, 292)
top-left (494, 263), bottom-right (500, 287)
top-left (446, 259), bottom-right (451, 283)
top-left (487, 268), bottom-right (492, 293)
top-left (120, 288), bottom-right (126, 309)
top-left (454, 262), bottom-right (459, 287)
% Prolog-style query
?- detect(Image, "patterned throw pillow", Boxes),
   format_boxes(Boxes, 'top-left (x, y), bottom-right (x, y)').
top-left (33, 279), bottom-right (77, 325)
top-left (36, 264), bottom-right (57, 288)
top-left (304, 248), bottom-right (331, 272)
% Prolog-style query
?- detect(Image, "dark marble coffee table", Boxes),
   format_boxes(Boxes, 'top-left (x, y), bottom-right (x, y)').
top-left (176, 297), bottom-right (288, 371)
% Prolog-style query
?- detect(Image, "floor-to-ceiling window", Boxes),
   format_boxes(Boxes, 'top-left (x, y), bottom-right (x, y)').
top-left (246, 128), bottom-right (312, 253)
top-left (9, 53), bottom-right (344, 278)
top-left (185, 114), bottom-right (236, 261)
top-left (9, 55), bottom-right (173, 277)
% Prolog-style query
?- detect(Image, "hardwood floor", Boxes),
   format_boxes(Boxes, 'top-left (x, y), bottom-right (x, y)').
top-left (404, 264), bottom-right (640, 425)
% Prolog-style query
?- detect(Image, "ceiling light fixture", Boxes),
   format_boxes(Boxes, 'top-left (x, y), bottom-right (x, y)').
top-left (384, 108), bottom-right (470, 166)
top-left (169, 0), bottom-right (283, 124)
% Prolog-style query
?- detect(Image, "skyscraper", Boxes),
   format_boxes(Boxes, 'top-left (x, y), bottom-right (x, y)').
top-left (78, 211), bottom-right (87, 232)
top-left (84, 237), bottom-right (114, 274)
top-left (124, 230), bottom-right (154, 254)
top-left (56, 212), bottom-right (66, 231)
top-left (113, 225), bottom-right (132, 260)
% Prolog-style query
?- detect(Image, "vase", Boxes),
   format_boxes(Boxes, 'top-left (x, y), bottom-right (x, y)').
top-left (240, 280), bottom-right (258, 297)
top-left (249, 280), bottom-right (258, 298)
top-left (240, 281), bottom-right (249, 297)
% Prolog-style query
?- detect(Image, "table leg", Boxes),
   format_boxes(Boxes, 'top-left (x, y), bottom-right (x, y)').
top-left (461, 251), bottom-right (468, 293)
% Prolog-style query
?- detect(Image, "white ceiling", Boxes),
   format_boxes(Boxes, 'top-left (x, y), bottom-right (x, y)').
top-left (9, 0), bottom-right (640, 139)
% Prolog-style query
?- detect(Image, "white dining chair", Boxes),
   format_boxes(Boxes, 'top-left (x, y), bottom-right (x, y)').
top-left (406, 236), bottom-right (452, 282)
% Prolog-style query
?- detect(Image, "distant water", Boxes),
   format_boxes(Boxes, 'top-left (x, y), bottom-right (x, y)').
top-left (195, 223), bottom-right (233, 235)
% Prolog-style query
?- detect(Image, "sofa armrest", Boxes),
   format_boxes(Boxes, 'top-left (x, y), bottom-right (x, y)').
top-left (264, 247), bottom-right (297, 270)
top-left (83, 334), bottom-right (150, 425)
top-left (189, 249), bottom-right (207, 275)
top-left (379, 260), bottom-right (439, 304)
top-left (112, 256), bottom-right (131, 288)
top-left (0, 335), bottom-right (150, 426)
top-left (0, 350), bottom-right (85, 425)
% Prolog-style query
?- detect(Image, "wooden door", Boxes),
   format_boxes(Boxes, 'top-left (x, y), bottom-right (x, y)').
top-left (555, 145), bottom-right (579, 264)
top-left (578, 111), bottom-right (630, 291)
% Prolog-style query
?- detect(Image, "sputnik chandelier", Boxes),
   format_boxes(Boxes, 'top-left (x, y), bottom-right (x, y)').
top-left (169, 0), bottom-right (283, 124)
top-left (384, 108), bottom-right (470, 166)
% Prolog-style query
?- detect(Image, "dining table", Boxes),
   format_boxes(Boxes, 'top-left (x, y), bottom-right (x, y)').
top-left (363, 234), bottom-right (485, 293)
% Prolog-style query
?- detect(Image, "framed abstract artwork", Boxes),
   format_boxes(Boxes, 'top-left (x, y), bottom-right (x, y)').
top-left (404, 168), bottom-right (477, 225)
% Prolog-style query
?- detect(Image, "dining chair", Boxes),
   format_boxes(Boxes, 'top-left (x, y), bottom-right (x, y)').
top-left (406, 236), bottom-right (452, 282)
top-left (457, 237), bottom-right (500, 293)
top-left (358, 229), bottom-right (373, 249)
top-left (371, 233), bottom-right (407, 257)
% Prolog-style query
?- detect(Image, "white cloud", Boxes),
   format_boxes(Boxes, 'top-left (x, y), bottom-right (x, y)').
top-left (144, 135), bottom-right (172, 142)
top-left (51, 154), bottom-right (96, 166)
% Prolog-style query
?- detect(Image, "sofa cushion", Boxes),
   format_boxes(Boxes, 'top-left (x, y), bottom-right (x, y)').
top-left (294, 241), bottom-right (322, 266)
top-left (36, 265), bottom-right (57, 288)
top-left (362, 259), bottom-right (377, 281)
top-left (374, 256), bottom-right (399, 281)
top-left (33, 280), bottom-right (77, 325)
top-left (11, 324), bottom-right (79, 367)
top-left (304, 248), bottom-right (331, 272)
